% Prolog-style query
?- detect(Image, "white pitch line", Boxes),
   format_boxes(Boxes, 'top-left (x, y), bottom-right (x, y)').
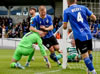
top-left (35, 69), bottom-right (62, 74)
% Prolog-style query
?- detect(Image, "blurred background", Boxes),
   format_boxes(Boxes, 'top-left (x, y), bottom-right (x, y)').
top-left (0, 0), bottom-right (63, 49)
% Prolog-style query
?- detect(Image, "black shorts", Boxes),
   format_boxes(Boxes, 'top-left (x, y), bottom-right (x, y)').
top-left (42, 35), bottom-right (58, 49)
top-left (75, 39), bottom-right (93, 54)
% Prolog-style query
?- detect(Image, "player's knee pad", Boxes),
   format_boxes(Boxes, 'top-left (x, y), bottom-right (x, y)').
top-left (50, 53), bottom-right (58, 62)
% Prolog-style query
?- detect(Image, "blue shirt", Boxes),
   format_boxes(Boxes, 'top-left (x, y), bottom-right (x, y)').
top-left (98, 24), bottom-right (100, 29)
top-left (31, 14), bottom-right (53, 39)
top-left (64, 4), bottom-right (93, 41)
top-left (93, 24), bottom-right (98, 30)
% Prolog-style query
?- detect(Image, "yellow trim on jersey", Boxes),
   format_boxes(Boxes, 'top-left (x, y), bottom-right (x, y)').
top-left (90, 13), bottom-right (93, 17)
top-left (63, 22), bottom-right (68, 24)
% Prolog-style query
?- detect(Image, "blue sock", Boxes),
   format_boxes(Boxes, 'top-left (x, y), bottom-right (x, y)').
top-left (50, 53), bottom-right (58, 62)
top-left (44, 58), bottom-right (48, 62)
top-left (89, 54), bottom-right (93, 61)
top-left (84, 57), bottom-right (94, 71)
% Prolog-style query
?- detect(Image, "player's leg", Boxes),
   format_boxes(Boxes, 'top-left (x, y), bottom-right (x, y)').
top-left (50, 36), bottom-right (63, 64)
top-left (75, 39), bottom-right (96, 74)
top-left (25, 49), bottom-right (35, 67)
top-left (50, 36), bottom-right (62, 53)
top-left (56, 54), bottom-right (63, 60)
top-left (10, 49), bottom-right (25, 69)
top-left (87, 39), bottom-right (93, 62)
top-left (53, 45), bottom-right (63, 60)
top-left (31, 44), bottom-right (36, 61)
top-left (42, 37), bottom-right (61, 65)
top-left (49, 46), bottom-right (61, 65)
top-left (67, 54), bottom-right (78, 62)
top-left (67, 55), bottom-right (73, 62)
top-left (87, 39), bottom-right (93, 74)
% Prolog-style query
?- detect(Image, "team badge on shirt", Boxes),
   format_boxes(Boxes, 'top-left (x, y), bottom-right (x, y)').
top-left (40, 21), bottom-right (42, 24)
top-left (46, 19), bottom-right (49, 23)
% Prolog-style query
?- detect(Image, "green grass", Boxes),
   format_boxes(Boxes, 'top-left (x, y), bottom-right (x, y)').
top-left (0, 49), bottom-right (100, 74)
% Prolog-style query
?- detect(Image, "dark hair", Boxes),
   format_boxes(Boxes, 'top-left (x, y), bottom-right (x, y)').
top-left (67, 0), bottom-right (76, 3)
top-left (30, 8), bottom-right (36, 12)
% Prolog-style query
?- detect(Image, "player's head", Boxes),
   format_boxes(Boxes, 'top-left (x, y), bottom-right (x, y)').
top-left (29, 8), bottom-right (36, 16)
top-left (38, 5), bottom-right (46, 18)
top-left (67, 0), bottom-right (77, 6)
top-left (71, 39), bottom-right (76, 47)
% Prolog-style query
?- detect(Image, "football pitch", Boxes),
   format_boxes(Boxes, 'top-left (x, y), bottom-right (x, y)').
top-left (0, 49), bottom-right (100, 74)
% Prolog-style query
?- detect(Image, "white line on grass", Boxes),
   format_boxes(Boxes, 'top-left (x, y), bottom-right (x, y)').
top-left (34, 69), bottom-right (62, 74)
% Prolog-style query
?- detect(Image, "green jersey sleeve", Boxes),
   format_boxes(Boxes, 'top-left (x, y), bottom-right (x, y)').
top-left (37, 36), bottom-right (47, 56)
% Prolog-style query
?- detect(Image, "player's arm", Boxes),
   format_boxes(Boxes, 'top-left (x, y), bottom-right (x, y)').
top-left (30, 17), bottom-right (44, 36)
top-left (63, 10), bottom-right (69, 30)
top-left (40, 16), bottom-right (53, 31)
top-left (37, 37), bottom-right (47, 56)
top-left (30, 26), bottom-right (43, 34)
top-left (86, 7), bottom-right (96, 21)
top-left (90, 14), bottom-right (96, 21)
top-left (37, 36), bottom-right (51, 68)
top-left (40, 25), bottom-right (53, 31)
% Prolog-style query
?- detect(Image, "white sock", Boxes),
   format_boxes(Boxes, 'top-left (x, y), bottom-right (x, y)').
top-left (91, 70), bottom-right (96, 74)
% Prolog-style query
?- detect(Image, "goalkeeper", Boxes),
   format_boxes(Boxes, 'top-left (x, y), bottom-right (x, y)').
top-left (67, 39), bottom-right (81, 62)
top-left (57, 39), bottom-right (81, 62)
top-left (10, 30), bottom-right (51, 69)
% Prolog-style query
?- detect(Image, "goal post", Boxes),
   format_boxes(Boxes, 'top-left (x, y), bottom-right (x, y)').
top-left (61, 0), bottom-right (68, 69)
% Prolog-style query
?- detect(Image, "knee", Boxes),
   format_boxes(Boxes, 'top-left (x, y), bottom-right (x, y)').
top-left (49, 46), bottom-right (55, 53)
top-left (53, 45), bottom-right (59, 51)
top-left (88, 50), bottom-right (92, 54)
top-left (82, 52), bottom-right (89, 59)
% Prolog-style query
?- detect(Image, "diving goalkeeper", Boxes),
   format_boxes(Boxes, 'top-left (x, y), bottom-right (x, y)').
top-left (67, 39), bottom-right (81, 62)
top-left (57, 39), bottom-right (81, 62)
top-left (10, 31), bottom-right (51, 69)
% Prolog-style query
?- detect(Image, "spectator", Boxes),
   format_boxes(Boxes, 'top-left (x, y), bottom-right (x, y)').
top-left (7, 30), bottom-right (13, 38)
top-left (90, 22), bottom-right (94, 32)
top-left (91, 22), bottom-right (98, 38)
top-left (12, 25), bottom-right (16, 38)
top-left (98, 23), bottom-right (100, 30)
top-left (0, 15), bottom-right (64, 38)
top-left (58, 18), bottom-right (62, 27)
top-left (56, 32), bottom-right (61, 39)
top-left (97, 29), bottom-right (100, 39)
top-left (15, 24), bottom-right (20, 38)
top-left (19, 24), bottom-right (23, 38)
top-left (2, 25), bottom-right (6, 38)
top-left (0, 25), bottom-right (2, 38)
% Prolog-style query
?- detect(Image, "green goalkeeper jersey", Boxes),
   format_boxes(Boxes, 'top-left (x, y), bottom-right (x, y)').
top-left (18, 31), bottom-right (47, 56)
top-left (67, 46), bottom-right (81, 61)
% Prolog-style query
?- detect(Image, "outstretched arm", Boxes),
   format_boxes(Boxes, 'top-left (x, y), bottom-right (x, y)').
top-left (90, 14), bottom-right (96, 21)
top-left (37, 36), bottom-right (51, 68)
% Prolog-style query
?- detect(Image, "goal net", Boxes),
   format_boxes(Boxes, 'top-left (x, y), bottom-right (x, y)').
top-left (62, 0), bottom-right (100, 72)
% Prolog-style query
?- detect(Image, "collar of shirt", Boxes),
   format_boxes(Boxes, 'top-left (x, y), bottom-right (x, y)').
top-left (70, 4), bottom-right (77, 7)
top-left (39, 14), bottom-right (47, 19)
